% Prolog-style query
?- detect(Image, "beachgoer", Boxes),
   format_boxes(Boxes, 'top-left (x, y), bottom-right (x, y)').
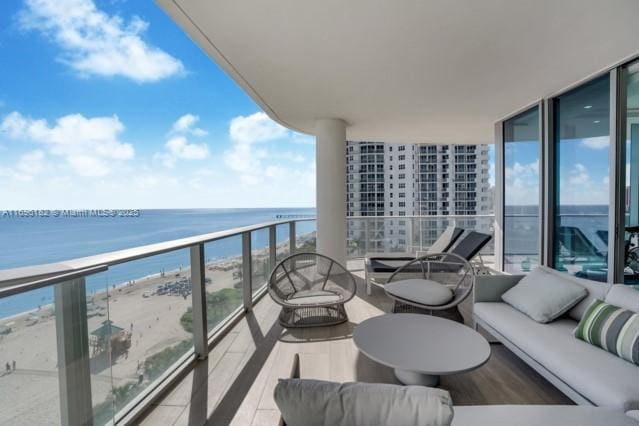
top-left (5, 362), bottom-right (9, 372)
top-left (12, 361), bottom-right (15, 371)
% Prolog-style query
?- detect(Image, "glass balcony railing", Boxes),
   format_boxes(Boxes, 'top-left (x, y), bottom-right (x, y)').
top-left (346, 215), bottom-right (495, 268)
top-left (0, 218), bottom-right (315, 425)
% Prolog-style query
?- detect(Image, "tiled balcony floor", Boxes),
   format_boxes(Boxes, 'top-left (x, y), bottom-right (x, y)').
top-left (139, 266), bottom-right (571, 425)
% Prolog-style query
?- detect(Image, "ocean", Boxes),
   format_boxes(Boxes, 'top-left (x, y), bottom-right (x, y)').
top-left (0, 208), bottom-right (316, 318)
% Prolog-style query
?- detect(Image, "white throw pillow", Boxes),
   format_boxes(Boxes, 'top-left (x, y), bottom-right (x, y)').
top-left (604, 284), bottom-right (639, 313)
top-left (274, 378), bottom-right (454, 426)
top-left (501, 267), bottom-right (587, 323)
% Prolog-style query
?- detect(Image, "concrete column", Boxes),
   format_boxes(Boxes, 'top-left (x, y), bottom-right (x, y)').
top-left (315, 118), bottom-right (347, 265)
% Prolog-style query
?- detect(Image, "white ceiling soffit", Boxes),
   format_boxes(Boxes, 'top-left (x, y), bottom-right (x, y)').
top-left (157, 0), bottom-right (639, 145)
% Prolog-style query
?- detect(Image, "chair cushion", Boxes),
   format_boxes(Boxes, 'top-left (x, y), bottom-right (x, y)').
top-left (287, 290), bottom-right (342, 305)
top-left (605, 284), bottom-right (639, 313)
top-left (385, 279), bottom-right (454, 306)
top-left (474, 302), bottom-right (639, 410)
top-left (452, 405), bottom-right (639, 426)
top-left (501, 266), bottom-right (587, 323)
top-left (274, 378), bottom-right (454, 426)
top-left (574, 299), bottom-right (639, 366)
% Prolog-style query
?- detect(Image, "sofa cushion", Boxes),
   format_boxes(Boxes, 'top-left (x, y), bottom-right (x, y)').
top-left (452, 405), bottom-right (639, 426)
top-left (574, 299), bottom-right (639, 366)
top-left (501, 267), bottom-right (587, 323)
top-left (533, 266), bottom-right (612, 321)
top-left (274, 378), bottom-right (454, 426)
top-left (474, 302), bottom-right (639, 410)
top-left (606, 284), bottom-right (639, 313)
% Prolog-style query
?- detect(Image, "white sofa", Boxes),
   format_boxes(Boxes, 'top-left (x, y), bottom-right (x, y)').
top-left (473, 268), bottom-right (639, 414)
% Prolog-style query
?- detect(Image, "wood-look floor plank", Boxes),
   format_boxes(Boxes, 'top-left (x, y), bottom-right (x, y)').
top-left (256, 341), bottom-right (300, 412)
top-left (173, 351), bottom-right (245, 426)
top-left (250, 409), bottom-right (281, 426)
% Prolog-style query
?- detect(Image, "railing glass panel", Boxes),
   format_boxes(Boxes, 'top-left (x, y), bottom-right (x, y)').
top-left (97, 249), bottom-right (193, 424)
top-left (275, 223), bottom-right (291, 263)
top-left (204, 236), bottom-right (244, 334)
top-left (251, 228), bottom-right (270, 295)
top-left (0, 274), bottom-right (103, 425)
top-left (296, 220), bottom-right (317, 252)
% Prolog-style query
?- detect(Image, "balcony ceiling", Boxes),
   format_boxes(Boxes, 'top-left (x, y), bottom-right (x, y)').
top-left (158, 0), bottom-right (639, 144)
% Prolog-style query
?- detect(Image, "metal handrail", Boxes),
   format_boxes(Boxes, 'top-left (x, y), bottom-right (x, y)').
top-left (0, 217), bottom-right (316, 289)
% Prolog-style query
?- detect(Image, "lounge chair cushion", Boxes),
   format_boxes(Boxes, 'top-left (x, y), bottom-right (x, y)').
top-left (274, 378), bottom-right (454, 426)
top-left (501, 266), bottom-right (587, 323)
top-left (474, 302), bottom-right (639, 410)
top-left (368, 257), bottom-right (417, 273)
top-left (426, 226), bottom-right (464, 255)
top-left (385, 279), bottom-right (454, 306)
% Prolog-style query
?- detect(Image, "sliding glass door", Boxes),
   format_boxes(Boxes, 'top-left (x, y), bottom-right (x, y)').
top-left (552, 76), bottom-right (610, 282)
top-left (622, 61), bottom-right (639, 285)
top-left (503, 107), bottom-right (540, 273)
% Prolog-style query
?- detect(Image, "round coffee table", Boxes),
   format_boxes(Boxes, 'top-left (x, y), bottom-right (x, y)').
top-left (353, 313), bottom-right (490, 386)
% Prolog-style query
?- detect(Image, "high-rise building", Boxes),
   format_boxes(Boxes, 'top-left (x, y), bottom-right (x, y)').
top-left (346, 142), bottom-right (492, 217)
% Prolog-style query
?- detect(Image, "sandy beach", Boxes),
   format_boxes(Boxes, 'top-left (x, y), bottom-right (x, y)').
top-left (0, 245), bottom-right (281, 425)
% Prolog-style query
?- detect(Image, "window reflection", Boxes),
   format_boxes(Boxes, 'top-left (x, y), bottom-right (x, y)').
top-left (504, 107), bottom-right (540, 273)
top-left (553, 76), bottom-right (610, 282)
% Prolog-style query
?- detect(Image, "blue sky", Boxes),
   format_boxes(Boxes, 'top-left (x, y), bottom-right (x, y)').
top-left (0, 0), bottom-right (316, 208)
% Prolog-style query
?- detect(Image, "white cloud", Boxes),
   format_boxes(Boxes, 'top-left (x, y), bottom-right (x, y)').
top-left (171, 114), bottom-right (207, 137)
top-left (224, 112), bottom-right (294, 183)
top-left (581, 136), bottom-right (609, 150)
top-left (19, 0), bottom-right (184, 82)
top-left (3, 150), bottom-right (49, 182)
top-left (155, 115), bottom-right (211, 167)
top-left (16, 150), bottom-right (46, 176)
top-left (289, 133), bottom-right (315, 146)
top-left (229, 112), bottom-right (288, 145)
top-left (0, 111), bottom-right (134, 177)
top-left (505, 159), bottom-right (539, 178)
top-left (504, 160), bottom-right (539, 204)
top-left (556, 163), bottom-right (609, 204)
top-left (568, 163), bottom-right (590, 185)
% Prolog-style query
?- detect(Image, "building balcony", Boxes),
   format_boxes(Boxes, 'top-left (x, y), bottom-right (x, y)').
top-left (0, 215), bottom-right (558, 425)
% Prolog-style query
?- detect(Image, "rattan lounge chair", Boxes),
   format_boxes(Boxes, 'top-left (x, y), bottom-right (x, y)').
top-left (268, 252), bottom-right (356, 328)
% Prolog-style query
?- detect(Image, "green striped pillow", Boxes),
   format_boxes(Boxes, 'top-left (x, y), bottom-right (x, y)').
top-left (574, 299), bottom-right (639, 366)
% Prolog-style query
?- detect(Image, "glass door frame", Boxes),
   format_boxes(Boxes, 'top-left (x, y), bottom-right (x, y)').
top-left (495, 57), bottom-right (639, 283)
top-left (495, 102), bottom-right (544, 273)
